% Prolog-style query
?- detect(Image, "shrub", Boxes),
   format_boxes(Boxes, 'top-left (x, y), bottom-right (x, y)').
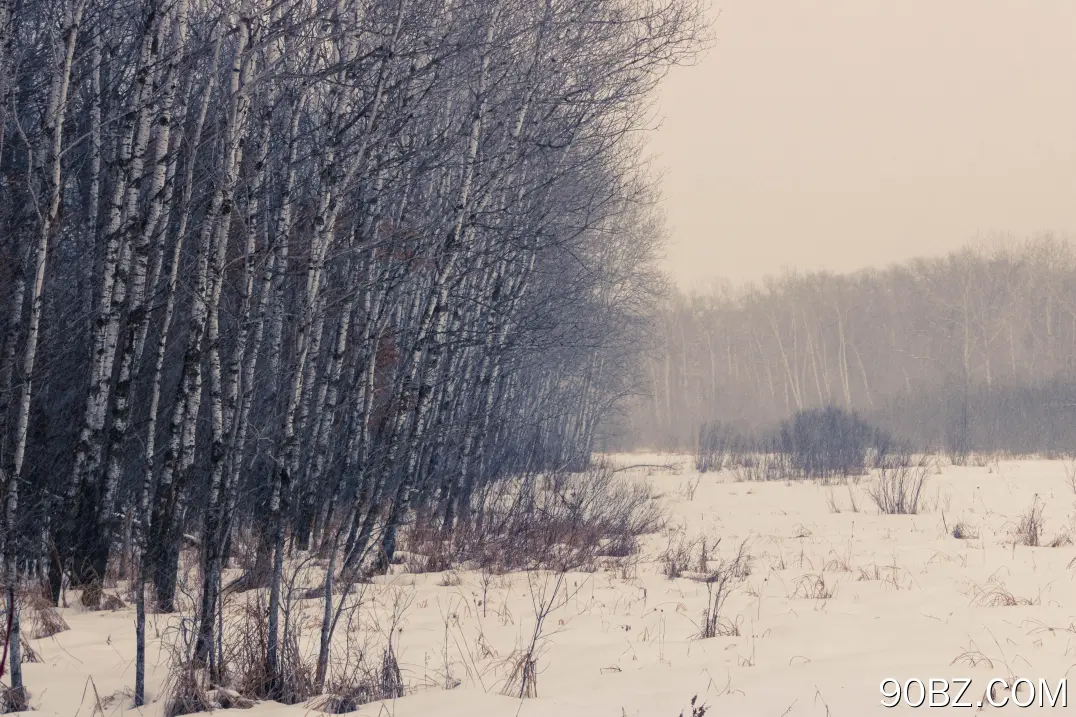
top-left (777, 406), bottom-right (887, 481)
top-left (731, 446), bottom-right (792, 482)
top-left (406, 463), bottom-right (665, 574)
top-left (694, 422), bottom-right (749, 472)
top-left (80, 581), bottom-right (103, 610)
top-left (694, 540), bottom-right (751, 639)
top-left (659, 531), bottom-right (695, 579)
top-left (867, 453), bottom-right (928, 515)
top-left (21, 588), bottom-right (69, 639)
top-left (1012, 497), bottom-right (1044, 547)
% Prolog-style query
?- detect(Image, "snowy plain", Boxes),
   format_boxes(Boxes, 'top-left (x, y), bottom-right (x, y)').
top-left (16, 454), bottom-right (1076, 716)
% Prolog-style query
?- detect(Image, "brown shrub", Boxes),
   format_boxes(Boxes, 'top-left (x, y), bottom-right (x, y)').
top-left (21, 589), bottom-right (69, 639)
top-left (405, 464), bottom-right (664, 575)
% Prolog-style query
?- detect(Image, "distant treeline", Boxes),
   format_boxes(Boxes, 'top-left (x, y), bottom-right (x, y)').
top-left (619, 236), bottom-right (1076, 456)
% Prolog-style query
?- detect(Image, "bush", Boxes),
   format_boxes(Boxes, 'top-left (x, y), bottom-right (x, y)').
top-left (694, 540), bottom-right (751, 639)
top-left (730, 447), bottom-right (792, 482)
top-left (694, 422), bottom-right (750, 472)
top-left (405, 463), bottom-right (665, 573)
top-left (777, 406), bottom-right (887, 481)
top-left (867, 453), bottom-right (928, 515)
top-left (1011, 497), bottom-right (1044, 547)
top-left (21, 587), bottom-right (69, 639)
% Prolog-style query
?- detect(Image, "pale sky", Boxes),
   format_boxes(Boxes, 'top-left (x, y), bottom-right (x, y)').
top-left (651, 0), bottom-right (1076, 288)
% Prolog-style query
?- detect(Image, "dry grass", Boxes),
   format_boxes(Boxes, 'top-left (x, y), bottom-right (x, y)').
top-left (732, 452), bottom-right (791, 482)
top-left (846, 485), bottom-right (860, 513)
top-left (0, 684), bottom-right (28, 713)
top-left (20, 635), bottom-right (41, 664)
top-left (501, 650), bottom-right (539, 699)
top-left (679, 475), bottom-right (702, 501)
top-left (1065, 458), bottom-right (1076, 500)
top-left (693, 540), bottom-right (751, 639)
top-left (78, 582), bottom-right (126, 612)
top-left (823, 554), bottom-right (852, 573)
top-left (791, 573), bottom-right (835, 600)
top-left (951, 521), bottom-right (979, 540)
top-left (1048, 531), bottom-right (1073, 547)
top-left (79, 582), bottom-right (104, 609)
top-left (867, 457), bottom-right (929, 515)
top-left (315, 588), bottom-right (410, 712)
top-left (437, 571), bottom-right (463, 587)
top-left (678, 694), bottom-right (710, 717)
top-left (21, 588), bottom-right (69, 639)
top-left (1011, 496), bottom-right (1044, 547)
top-left (230, 598), bottom-right (315, 704)
top-left (405, 464), bottom-right (664, 575)
top-left (970, 578), bottom-right (1037, 607)
top-left (659, 529), bottom-right (706, 580)
top-left (102, 593), bottom-right (126, 610)
top-left (856, 563), bottom-right (883, 582)
top-left (824, 484), bottom-right (864, 513)
top-left (856, 562), bottom-right (904, 590)
top-left (312, 647), bottom-right (404, 713)
top-left (164, 666), bottom-right (214, 717)
top-left (164, 574), bottom-right (410, 715)
top-left (499, 572), bottom-right (567, 699)
top-left (951, 647), bottom-right (995, 668)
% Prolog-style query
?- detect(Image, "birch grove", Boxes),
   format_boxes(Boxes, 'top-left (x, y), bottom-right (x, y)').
top-left (0, 0), bottom-right (706, 706)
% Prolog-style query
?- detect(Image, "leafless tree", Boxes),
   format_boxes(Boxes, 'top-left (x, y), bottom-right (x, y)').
top-left (0, 0), bottom-right (708, 707)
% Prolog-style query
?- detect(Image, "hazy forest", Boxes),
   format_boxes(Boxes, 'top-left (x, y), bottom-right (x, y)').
top-left (624, 237), bottom-right (1076, 458)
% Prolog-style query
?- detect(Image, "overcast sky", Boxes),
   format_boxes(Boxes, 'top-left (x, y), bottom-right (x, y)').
top-left (651, 0), bottom-right (1076, 288)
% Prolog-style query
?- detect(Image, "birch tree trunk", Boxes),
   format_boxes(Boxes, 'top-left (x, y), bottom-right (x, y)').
top-left (5, 0), bottom-right (86, 699)
top-left (64, 2), bottom-right (164, 586)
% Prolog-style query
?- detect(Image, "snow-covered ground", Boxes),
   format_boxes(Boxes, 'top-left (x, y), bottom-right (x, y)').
top-left (19, 455), bottom-right (1076, 715)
